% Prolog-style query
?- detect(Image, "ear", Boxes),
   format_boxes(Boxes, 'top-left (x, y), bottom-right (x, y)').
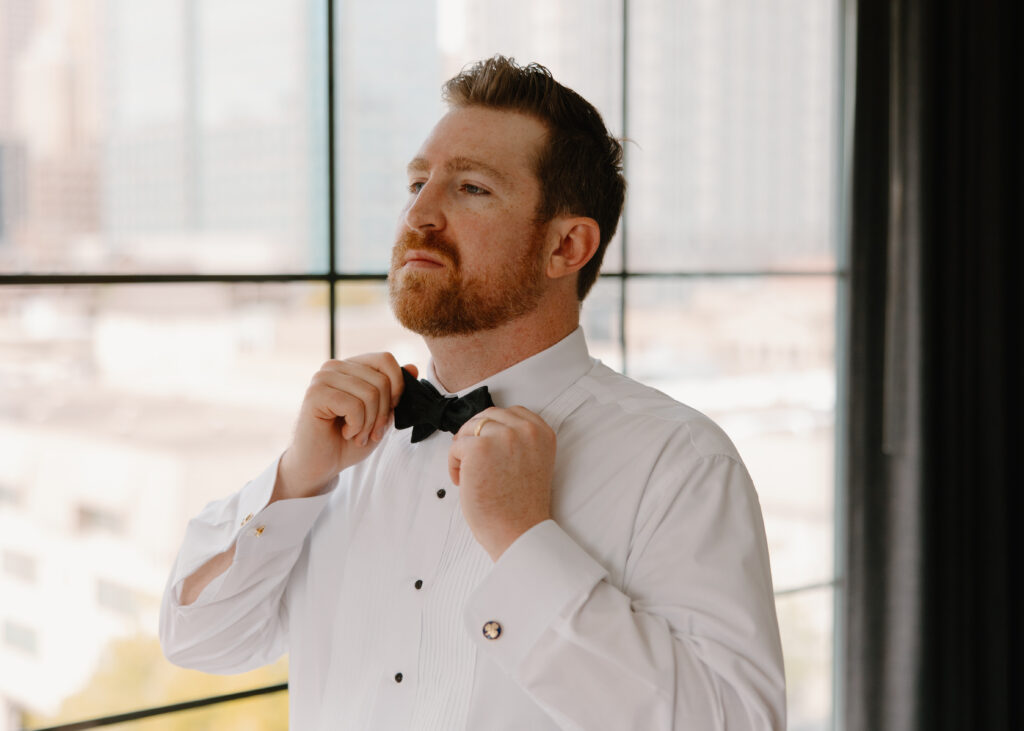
top-left (545, 216), bottom-right (601, 281)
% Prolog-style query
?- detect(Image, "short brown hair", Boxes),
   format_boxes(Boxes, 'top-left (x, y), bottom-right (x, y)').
top-left (443, 56), bottom-right (626, 300)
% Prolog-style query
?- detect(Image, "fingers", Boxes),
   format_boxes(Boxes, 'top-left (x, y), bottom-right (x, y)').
top-left (307, 371), bottom-right (376, 444)
top-left (348, 352), bottom-right (407, 407)
top-left (449, 409), bottom-right (501, 485)
top-left (446, 414), bottom-right (513, 484)
top-left (447, 448), bottom-right (461, 486)
top-left (455, 405), bottom-right (549, 440)
top-left (449, 406), bottom-right (554, 483)
top-left (455, 407), bottom-right (495, 440)
top-left (448, 405), bottom-right (557, 560)
top-left (311, 353), bottom-right (407, 445)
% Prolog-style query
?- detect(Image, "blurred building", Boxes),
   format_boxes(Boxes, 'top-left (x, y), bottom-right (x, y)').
top-left (627, 0), bottom-right (837, 271)
top-left (101, 0), bottom-right (323, 273)
top-left (0, 0), bottom-right (325, 724)
top-left (0, 1), bottom-right (839, 728)
top-left (332, 0), bottom-right (440, 273)
top-left (0, 0), bottom-right (100, 267)
top-left (0, 0), bottom-right (32, 252)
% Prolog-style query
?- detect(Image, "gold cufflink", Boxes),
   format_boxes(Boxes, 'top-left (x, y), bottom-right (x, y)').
top-left (482, 621), bottom-right (502, 640)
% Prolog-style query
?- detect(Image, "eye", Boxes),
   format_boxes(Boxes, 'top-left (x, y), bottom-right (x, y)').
top-left (461, 183), bottom-right (489, 196)
top-left (408, 181), bottom-right (425, 194)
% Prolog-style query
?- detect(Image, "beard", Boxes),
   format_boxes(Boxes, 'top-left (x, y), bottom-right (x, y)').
top-left (387, 227), bottom-right (547, 337)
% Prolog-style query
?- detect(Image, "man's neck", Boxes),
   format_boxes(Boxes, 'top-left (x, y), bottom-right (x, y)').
top-left (424, 302), bottom-right (579, 393)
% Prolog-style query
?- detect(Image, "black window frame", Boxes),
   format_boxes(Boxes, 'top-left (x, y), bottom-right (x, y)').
top-left (2, 0), bottom-right (850, 728)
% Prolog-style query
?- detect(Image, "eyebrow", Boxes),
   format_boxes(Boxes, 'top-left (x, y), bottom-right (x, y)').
top-left (406, 156), bottom-right (510, 186)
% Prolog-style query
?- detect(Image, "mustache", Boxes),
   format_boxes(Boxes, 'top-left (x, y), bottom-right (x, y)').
top-left (393, 230), bottom-right (461, 268)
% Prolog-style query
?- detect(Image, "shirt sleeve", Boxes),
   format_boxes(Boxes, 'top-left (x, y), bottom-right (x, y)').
top-left (159, 454), bottom-right (336, 674)
top-left (463, 452), bottom-right (786, 730)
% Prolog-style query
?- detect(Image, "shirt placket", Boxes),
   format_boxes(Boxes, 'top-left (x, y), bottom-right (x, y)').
top-left (371, 434), bottom-right (457, 729)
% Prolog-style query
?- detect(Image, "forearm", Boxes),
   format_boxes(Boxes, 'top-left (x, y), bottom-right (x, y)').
top-left (516, 580), bottom-right (783, 729)
top-left (464, 518), bottom-right (785, 730)
top-left (160, 456), bottom-right (334, 672)
top-left (179, 453), bottom-right (339, 606)
top-left (160, 539), bottom-right (295, 673)
top-left (180, 543), bottom-right (236, 606)
top-left (177, 456), bottom-right (318, 606)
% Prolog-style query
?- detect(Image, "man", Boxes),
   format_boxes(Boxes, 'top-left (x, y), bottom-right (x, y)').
top-left (160, 56), bottom-right (785, 729)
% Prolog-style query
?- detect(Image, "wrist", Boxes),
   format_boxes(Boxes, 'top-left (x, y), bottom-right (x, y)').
top-left (273, 450), bottom-right (331, 502)
top-left (482, 514), bottom-right (551, 562)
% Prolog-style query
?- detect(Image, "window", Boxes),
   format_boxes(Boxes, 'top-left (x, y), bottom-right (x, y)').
top-left (96, 579), bottom-right (137, 616)
top-left (0, 484), bottom-right (20, 508)
top-left (1, 550), bottom-right (36, 583)
top-left (3, 621), bottom-right (38, 656)
top-left (0, 1), bottom-right (843, 727)
top-left (76, 506), bottom-right (125, 537)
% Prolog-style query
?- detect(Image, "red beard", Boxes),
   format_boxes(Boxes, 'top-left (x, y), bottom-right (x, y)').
top-left (387, 228), bottom-right (546, 337)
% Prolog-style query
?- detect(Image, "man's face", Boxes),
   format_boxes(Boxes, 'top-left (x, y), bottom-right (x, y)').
top-left (388, 106), bottom-right (551, 337)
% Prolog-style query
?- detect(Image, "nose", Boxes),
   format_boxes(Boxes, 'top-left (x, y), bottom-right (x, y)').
top-left (404, 179), bottom-right (446, 232)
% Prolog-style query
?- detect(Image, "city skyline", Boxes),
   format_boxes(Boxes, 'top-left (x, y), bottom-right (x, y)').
top-left (1, 1), bottom-right (839, 728)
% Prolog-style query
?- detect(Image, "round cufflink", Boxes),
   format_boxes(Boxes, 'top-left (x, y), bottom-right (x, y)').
top-left (482, 621), bottom-right (502, 640)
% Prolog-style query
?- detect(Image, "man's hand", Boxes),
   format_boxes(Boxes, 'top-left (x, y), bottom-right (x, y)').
top-left (448, 406), bottom-right (556, 561)
top-left (275, 353), bottom-right (415, 502)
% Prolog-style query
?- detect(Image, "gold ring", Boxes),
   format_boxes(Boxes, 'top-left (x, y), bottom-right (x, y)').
top-left (473, 418), bottom-right (490, 437)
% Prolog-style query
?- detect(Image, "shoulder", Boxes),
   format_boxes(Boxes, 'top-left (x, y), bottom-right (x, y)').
top-left (565, 360), bottom-right (744, 463)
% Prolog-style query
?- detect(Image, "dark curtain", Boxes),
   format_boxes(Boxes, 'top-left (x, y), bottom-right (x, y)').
top-left (844, 0), bottom-right (1020, 729)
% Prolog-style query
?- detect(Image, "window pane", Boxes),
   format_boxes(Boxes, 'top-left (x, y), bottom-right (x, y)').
top-left (334, 281), bottom-right (430, 366)
top-left (0, 0), bottom-right (328, 274)
top-left (336, 276), bottom-right (624, 376)
top-left (776, 587), bottom-right (835, 730)
top-left (332, 0), bottom-right (624, 274)
top-left (0, 283), bottom-right (323, 718)
top-left (24, 637), bottom-right (289, 729)
top-left (581, 275), bottom-right (623, 371)
top-left (437, 0), bottom-right (623, 135)
top-left (626, 0), bottom-right (838, 271)
top-left (625, 276), bottom-right (836, 593)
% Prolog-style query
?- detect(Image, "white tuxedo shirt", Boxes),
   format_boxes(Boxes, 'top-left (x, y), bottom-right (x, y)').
top-left (160, 328), bottom-right (785, 729)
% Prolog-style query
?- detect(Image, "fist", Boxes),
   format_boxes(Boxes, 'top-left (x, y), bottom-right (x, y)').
top-left (275, 354), bottom-right (416, 502)
top-left (448, 406), bottom-right (556, 560)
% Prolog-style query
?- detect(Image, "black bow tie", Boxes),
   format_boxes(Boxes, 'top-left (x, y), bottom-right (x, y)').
top-left (393, 368), bottom-right (494, 443)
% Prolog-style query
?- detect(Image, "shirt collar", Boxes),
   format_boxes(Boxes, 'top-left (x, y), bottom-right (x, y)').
top-left (426, 327), bottom-right (593, 415)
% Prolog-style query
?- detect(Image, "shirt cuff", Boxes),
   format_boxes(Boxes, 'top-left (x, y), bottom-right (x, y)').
top-left (463, 520), bottom-right (608, 678)
top-left (172, 455), bottom-right (339, 605)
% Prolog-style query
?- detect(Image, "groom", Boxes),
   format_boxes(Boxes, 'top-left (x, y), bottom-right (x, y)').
top-left (161, 56), bottom-right (786, 730)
